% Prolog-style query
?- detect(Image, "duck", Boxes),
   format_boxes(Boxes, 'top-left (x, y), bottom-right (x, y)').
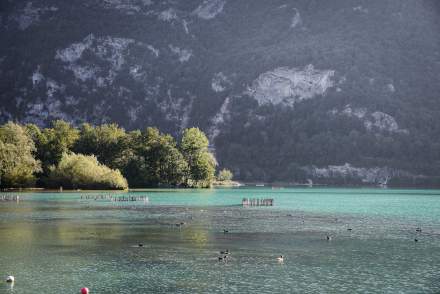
top-left (416, 227), bottom-right (422, 232)
top-left (138, 243), bottom-right (144, 247)
top-left (223, 229), bottom-right (229, 234)
top-left (347, 228), bottom-right (352, 231)
top-left (220, 249), bottom-right (229, 255)
top-left (277, 255), bottom-right (284, 262)
top-left (326, 235), bottom-right (332, 241)
top-left (414, 238), bottom-right (418, 243)
top-left (6, 275), bottom-right (14, 283)
top-left (218, 256), bottom-right (228, 262)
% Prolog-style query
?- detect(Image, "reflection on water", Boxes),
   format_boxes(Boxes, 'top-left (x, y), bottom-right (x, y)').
top-left (0, 188), bottom-right (440, 293)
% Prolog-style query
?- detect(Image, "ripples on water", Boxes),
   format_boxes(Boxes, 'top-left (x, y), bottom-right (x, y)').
top-left (0, 189), bottom-right (440, 293)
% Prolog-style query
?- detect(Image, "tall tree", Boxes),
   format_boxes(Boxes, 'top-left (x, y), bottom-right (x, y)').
top-left (74, 123), bottom-right (127, 169)
top-left (126, 127), bottom-right (188, 187)
top-left (35, 120), bottom-right (79, 175)
top-left (180, 128), bottom-right (216, 187)
top-left (0, 122), bottom-right (41, 188)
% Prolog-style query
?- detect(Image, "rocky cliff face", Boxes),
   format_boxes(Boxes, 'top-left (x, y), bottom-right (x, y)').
top-left (1, 0), bottom-right (440, 185)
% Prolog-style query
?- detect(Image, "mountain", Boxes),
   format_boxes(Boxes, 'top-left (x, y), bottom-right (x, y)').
top-left (1, 0), bottom-right (440, 186)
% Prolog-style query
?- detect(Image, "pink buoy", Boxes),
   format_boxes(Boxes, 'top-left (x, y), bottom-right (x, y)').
top-left (81, 287), bottom-right (89, 294)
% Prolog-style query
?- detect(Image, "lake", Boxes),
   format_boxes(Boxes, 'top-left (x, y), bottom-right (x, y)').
top-left (1, 188), bottom-right (440, 293)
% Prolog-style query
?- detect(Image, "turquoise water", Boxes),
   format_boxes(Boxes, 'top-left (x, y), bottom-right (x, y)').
top-left (1, 188), bottom-right (440, 293)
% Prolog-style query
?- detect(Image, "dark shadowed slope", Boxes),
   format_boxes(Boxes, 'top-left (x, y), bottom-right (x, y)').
top-left (1, 0), bottom-right (440, 185)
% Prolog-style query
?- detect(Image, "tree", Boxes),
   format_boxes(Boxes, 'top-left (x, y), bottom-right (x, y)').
top-left (0, 121), bottom-right (218, 189)
top-left (180, 127), bottom-right (209, 156)
top-left (126, 127), bottom-right (189, 187)
top-left (34, 120), bottom-right (79, 175)
top-left (189, 152), bottom-right (216, 187)
top-left (73, 123), bottom-right (128, 169)
top-left (47, 152), bottom-right (128, 190)
top-left (217, 169), bottom-right (233, 181)
top-left (180, 128), bottom-right (216, 187)
top-left (0, 122), bottom-right (41, 188)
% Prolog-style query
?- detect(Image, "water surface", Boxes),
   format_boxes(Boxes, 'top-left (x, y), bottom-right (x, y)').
top-left (1, 188), bottom-right (439, 293)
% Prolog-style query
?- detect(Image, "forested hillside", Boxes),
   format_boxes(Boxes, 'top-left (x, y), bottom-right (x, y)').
top-left (1, 0), bottom-right (440, 186)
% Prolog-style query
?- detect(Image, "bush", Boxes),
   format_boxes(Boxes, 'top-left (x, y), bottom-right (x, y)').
top-left (47, 153), bottom-right (128, 190)
top-left (217, 169), bottom-right (233, 181)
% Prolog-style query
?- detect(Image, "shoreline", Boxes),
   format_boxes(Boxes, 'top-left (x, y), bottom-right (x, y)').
top-left (1, 184), bottom-right (440, 193)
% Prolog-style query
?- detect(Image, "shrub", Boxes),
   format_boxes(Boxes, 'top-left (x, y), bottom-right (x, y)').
top-left (218, 169), bottom-right (233, 181)
top-left (48, 152), bottom-right (128, 190)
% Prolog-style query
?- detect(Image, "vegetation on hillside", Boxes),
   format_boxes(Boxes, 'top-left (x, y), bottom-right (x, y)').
top-left (0, 120), bottom-right (218, 189)
top-left (215, 97), bottom-right (440, 185)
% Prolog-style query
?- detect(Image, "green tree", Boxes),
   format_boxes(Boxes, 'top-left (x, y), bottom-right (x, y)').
top-left (0, 122), bottom-right (41, 188)
top-left (126, 127), bottom-right (188, 187)
top-left (47, 152), bottom-right (128, 190)
top-left (73, 123), bottom-right (128, 169)
top-left (180, 128), bottom-right (216, 188)
top-left (35, 120), bottom-right (79, 175)
top-left (180, 128), bottom-right (209, 156)
top-left (189, 152), bottom-right (216, 187)
top-left (217, 168), bottom-right (233, 181)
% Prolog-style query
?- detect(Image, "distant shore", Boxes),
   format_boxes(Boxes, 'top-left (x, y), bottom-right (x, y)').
top-left (212, 180), bottom-right (243, 187)
top-left (2, 182), bottom-right (440, 192)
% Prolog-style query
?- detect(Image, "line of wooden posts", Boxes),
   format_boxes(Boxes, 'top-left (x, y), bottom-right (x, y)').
top-left (0, 195), bottom-right (20, 202)
top-left (242, 198), bottom-right (274, 207)
top-left (80, 194), bottom-right (149, 202)
top-left (1, 194), bottom-right (273, 207)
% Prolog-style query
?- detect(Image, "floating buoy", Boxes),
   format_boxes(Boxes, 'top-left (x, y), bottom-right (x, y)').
top-left (81, 287), bottom-right (89, 294)
top-left (5, 275), bottom-right (14, 283)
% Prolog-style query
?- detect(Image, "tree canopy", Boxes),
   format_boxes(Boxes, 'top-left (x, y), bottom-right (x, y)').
top-left (73, 123), bottom-right (127, 169)
top-left (180, 128), bottom-right (216, 188)
top-left (28, 120), bottom-right (79, 176)
top-left (124, 127), bottom-right (189, 187)
top-left (0, 121), bottom-right (219, 189)
top-left (0, 122), bottom-right (41, 188)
